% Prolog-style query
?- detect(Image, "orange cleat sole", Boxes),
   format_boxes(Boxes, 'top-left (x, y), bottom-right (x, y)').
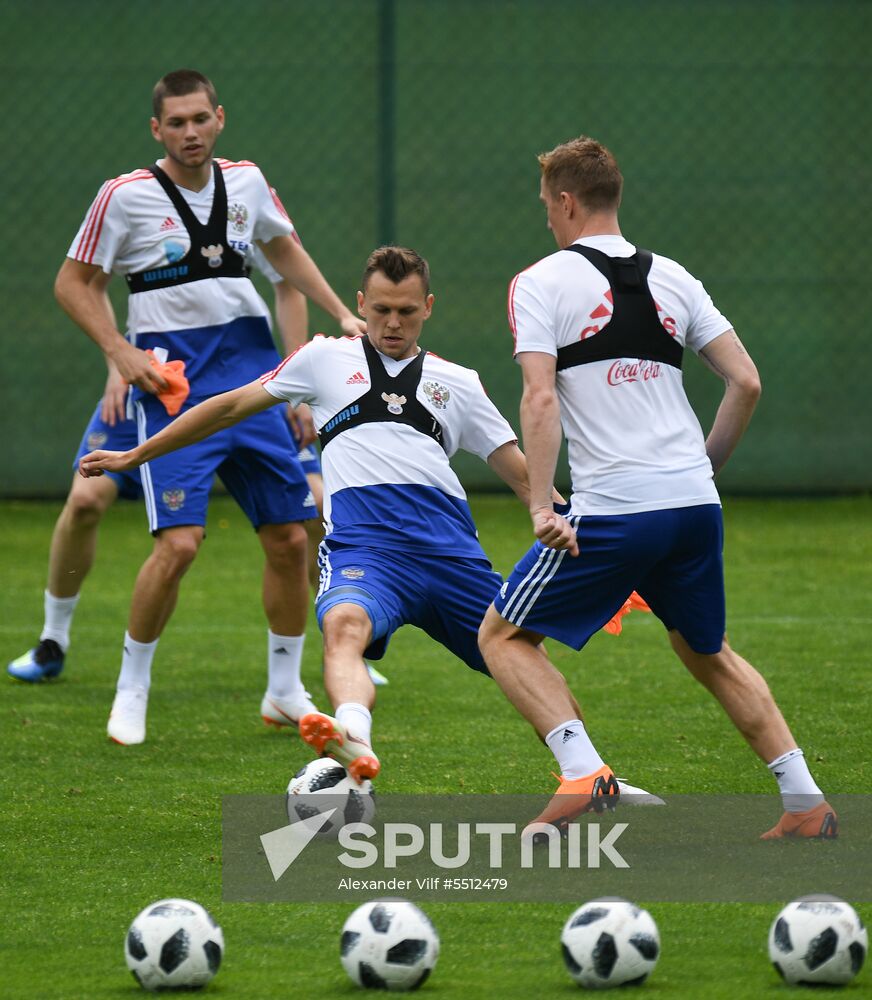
top-left (299, 712), bottom-right (343, 753)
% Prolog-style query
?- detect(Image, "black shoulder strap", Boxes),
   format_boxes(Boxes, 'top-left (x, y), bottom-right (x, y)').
top-left (147, 161), bottom-right (226, 238)
top-left (556, 245), bottom-right (683, 371)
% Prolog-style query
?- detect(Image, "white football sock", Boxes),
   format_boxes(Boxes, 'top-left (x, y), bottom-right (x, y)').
top-left (266, 630), bottom-right (305, 698)
top-left (117, 631), bottom-right (158, 691)
top-left (40, 590), bottom-right (81, 652)
top-left (768, 748), bottom-right (824, 813)
top-left (336, 702), bottom-right (373, 746)
top-left (545, 719), bottom-right (605, 780)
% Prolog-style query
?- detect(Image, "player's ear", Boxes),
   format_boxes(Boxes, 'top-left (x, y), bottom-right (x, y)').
top-left (356, 290), bottom-right (366, 317)
top-left (215, 105), bottom-right (225, 133)
top-left (150, 117), bottom-right (162, 143)
top-left (423, 293), bottom-right (434, 319)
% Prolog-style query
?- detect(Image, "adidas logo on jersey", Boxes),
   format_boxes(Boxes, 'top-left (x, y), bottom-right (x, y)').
top-left (346, 371), bottom-right (369, 384)
top-left (159, 217), bottom-right (179, 231)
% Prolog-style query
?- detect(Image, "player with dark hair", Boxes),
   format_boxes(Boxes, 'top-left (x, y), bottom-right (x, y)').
top-left (79, 246), bottom-right (655, 792)
top-left (478, 135), bottom-right (836, 840)
top-left (49, 69), bottom-right (364, 745)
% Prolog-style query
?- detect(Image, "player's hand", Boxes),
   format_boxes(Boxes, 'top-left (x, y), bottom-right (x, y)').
top-left (531, 507), bottom-right (579, 556)
top-left (100, 367), bottom-right (129, 426)
top-left (340, 314), bottom-right (367, 337)
top-left (109, 341), bottom-right (169, 394)
top-left (79, 449), bottom-right (135, 477)
top-left (286, 403), bottom-right (317, 447)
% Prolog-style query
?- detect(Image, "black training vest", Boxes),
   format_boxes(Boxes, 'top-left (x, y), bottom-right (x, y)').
top-left (126, 161), bottom-right (247, 294)
top-left (318, 337), bottom-right (446, 451)
top-left (555, 245), bottom-right (683, 372)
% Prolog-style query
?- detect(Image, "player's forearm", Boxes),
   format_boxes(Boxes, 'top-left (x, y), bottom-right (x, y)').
top-left (55, 269), bottom-right (127, 358)
top-left (487, 442), bottom-right (529, 504)
top-left (132, 385), bottom-right (270, 466)
top-left (705, 381), bottom-right (761, 475)
top-left (520, 386), bottom-right (563, 513)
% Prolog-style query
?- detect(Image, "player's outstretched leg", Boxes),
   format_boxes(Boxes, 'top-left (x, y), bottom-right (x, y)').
top-left (299, 711), bottom-right (380, 783)
top-left (668, 631), bottom-right (838, 839)
top-left (478, 605), bottom-right (619, 835)
top-left (311, 604), bottom-right (381, 782)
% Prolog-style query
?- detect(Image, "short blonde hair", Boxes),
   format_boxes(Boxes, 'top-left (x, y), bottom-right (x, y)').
top-left (538, 137), bottom-right (623, 212)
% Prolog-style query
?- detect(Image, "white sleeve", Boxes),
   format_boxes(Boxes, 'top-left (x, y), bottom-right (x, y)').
top-left (251, 170), bottom-right (296, 244)
top-left (248, 243), bottom-right (282, 285)
top-left (456, 376), bottom-right (518, 460)
top-left (67, 181), bottom-right (128, 274)
top-left (684, 276), bottom-right (733, 353)
top-left (508, 269), bottom-right (557, 358)
top-left (259, 338), bottom-right (318, 405)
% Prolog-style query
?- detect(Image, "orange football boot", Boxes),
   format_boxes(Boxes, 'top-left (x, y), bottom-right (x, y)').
top-left (524, 765), bottom-right (620, 838)
top-left (298, 712), bottom-right (380, 783)
top-left (602, 591), bottom-right (652, 636)
top-left (760, 801), bottom-right (838, 840)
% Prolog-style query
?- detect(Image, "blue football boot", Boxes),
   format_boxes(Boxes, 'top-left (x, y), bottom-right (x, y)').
top-left (7, 639), bottom-right (65, 682)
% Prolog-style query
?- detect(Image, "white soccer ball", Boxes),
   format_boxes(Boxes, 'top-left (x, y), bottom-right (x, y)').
top-left (287, 757), bottom-right (375, 838)
top-left (769, 895), bottom-right (867, 986)
top-left (561, 897), bottom-right (660, 989)
top-left (125, 898), bottom-right (223, 991)
top-left (340, 899), bottom-right (440, 991)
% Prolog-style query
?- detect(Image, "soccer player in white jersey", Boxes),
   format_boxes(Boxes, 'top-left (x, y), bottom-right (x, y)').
top-left (80, 247), bottom-right (589, 784)
top-left (53, 69), bottom-right (365, 746)
top-left (7, 255), bottom-right (309, 694)
top-left (478, 136), bottom-right (837, 840)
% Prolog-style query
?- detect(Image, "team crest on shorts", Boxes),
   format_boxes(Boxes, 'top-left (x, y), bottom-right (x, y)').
top-left (381, 392), bottom-right (406, 415)
top-left (227, 202), bottom-right (249, 234)
top-left (423, 380), bottom-right (451, 409)
top-left (162, 488), bottom-right (186, 512)
top-left (341, 567), bottom-right (365, 580)
top-left (87, 432), bottom-right (108, 450)
top-left (201, 243), bottom-right (224, 268)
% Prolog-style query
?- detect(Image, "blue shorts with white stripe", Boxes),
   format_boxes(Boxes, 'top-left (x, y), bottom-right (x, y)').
top-left (494, 504), bottom-right (726, 655)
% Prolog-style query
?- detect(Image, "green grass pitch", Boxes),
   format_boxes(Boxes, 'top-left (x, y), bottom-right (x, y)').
top-left (1, 495), bottom-right (870, 998)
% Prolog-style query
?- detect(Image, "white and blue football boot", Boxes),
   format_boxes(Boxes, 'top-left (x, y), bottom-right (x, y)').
top-left (8, 639), bottom-right (65, 682)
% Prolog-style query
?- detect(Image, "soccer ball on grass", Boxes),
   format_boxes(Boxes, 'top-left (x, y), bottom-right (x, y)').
top-left (769, 894), bottom-right (867, 986)
top-left (560, 897), bottom-right (660, 989)
top-left (340, 899), bottom-right (439, 991)
top-left (125, 898), bottom-right (223, 991)
top-left (287, 757), bottom-right (375, 838)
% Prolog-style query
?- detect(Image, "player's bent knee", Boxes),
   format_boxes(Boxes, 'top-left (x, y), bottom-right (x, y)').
top-left (65, 478), bottom-right (117, 524)
top-left (478, 603), bottom-right (521, 655)
top-left (322, 603), bottom-right (373, 650)
top-left (153, 527), bottom-right (203, 573)
top-left (259, 521), bottom-right (308, 560)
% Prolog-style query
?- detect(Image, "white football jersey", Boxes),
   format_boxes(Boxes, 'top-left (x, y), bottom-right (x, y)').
top-left (509, 234), bottom-right (731, 515)
top-left (260, 335), bottom-right (517, 556)
top-left (68, 158), bottom-right (293, 337)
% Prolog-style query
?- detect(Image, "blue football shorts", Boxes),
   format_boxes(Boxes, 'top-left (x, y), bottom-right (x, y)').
top-left (73, 402), bottom-right (143, 499)
top-left (133, 396), bottom-right (317, 533)
top-left (315, 541), bottom-right (503, 673)
top-left (493, 504), bottom-right (726, 655)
